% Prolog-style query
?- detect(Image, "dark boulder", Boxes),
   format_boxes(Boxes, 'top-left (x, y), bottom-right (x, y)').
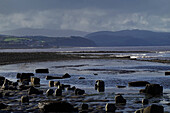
top-left (49, 81), bottom-right (54, 87)
top-left (115, 95), bottom-right (126, 104)
top-left (144, 84), bottom-right (163, 96)
top-left (165, 71), bottom-right (170, 75)
top-left (46, 76), bottom-right (62, 80)
top-left (18, 73), bottom-right (34, 82)
top-left (105, 103), bottom-right (116, 112)
top-left (79, 77), bottom-right (85, 79)
top-left (31, 77), bottom-right (40, 86)
top-left (54, 81), bottom-right (60, 87)
top-left (38, 101), bottom-right (77, 112)
top-left (75, 88), bottom-right (85, 95)
top-left (62, 73), bottom-right (71, 78)
top-left (28, 86), bottom-right (43, 95)
top-left (21, 96), bottom-right (29, 104)
top-left (0, 76), bottom-right (5, 86)
top-left (35, 69), bottom-right (49, 73)
top-left (54, 89), bottom-right (62, 96)
top-left (95, 80), bottom-right (105, 92)
top-left (46, 89), bottom-right (54, 96)
top-left (142, 99), bottom-right (149, 105)
top-left (128, 81), bottom-right (150, 87)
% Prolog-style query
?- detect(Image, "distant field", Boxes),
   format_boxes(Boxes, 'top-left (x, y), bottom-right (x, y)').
top-left (4, 38), bottom-right (30, 42)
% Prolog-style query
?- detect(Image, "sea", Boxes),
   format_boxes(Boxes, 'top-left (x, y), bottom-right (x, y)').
top-left (0, 46), bottom-right (170, 112)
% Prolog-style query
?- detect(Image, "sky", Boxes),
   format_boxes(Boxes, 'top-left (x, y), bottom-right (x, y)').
top-left (0, 0), bottom-right (170, 32)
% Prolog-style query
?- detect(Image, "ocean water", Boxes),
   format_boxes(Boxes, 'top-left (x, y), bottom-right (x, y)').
top-left (0, 46), bottom-right (170, 112)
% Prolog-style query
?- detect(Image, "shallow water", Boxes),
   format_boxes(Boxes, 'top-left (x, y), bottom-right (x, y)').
top-left (0, 58), bottom-right (170, 112)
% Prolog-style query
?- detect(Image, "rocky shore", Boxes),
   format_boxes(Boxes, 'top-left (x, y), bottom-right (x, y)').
top-left (0, 52), bottom-right (169, 112)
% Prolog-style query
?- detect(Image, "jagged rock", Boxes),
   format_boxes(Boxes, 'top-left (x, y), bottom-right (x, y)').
top-left (62, 73), bottom-right (71, 78)
top-left (128, 81), bottom-right (150, 87)
top-left (115, 95), bottom-right (126, 104)
top-left (28, 86), bottom-right (43, 95)
top-left (105, 103), bottom-right (116, 112)
top-left (54, 89), bottom-right (62, 96)
top-left (35, 68), bottom-right (49, 73)
top-left (38, 101), bottom-right (77, 112)
top-left (21, 96), bottom-right (29, 104)
top-left (46, 89), bottom-right (54, 96)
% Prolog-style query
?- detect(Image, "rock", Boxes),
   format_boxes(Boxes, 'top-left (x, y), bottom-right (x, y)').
top-left (46, 76), bottom-right (62, 80)
top-left (128, 81), bottom-right (150, 87)
top-left (142, 99), bottom-right (149, 105)
top-left (35, 68), bottom-right (49, 73)
top-left (0, 76), bottom-right (5, 81)
top-left (28, 86), bottom-right (43, 95)
top-left (46, 89), bottom-right (54, 96)
top-left (135, 104), bottom-right (164, 113)
top-left (18, 73), bottom-right (34, 82)
top-left (144, 84), bottom-right (163, 96)
top-left (0, 103), bottom-right (8, 109)
top-left (21, 96), bottom-right (29, 104)
top-left (31, 77), bottom-right (40, 86)
top-left (55, 89), bottom-right (62, 96)
top-left (93, 73), bottom-right (98, 75)
top-left (75, 88), bottom-right (85, 95)
top-left (49, 81), bottom-right (54, 87)
top-left (116, 85), bottom-right (126, 88)
top-left (105, 103), bottom-right (116, 112)
top-left (95, 80), bottom-right (105, 92)
top-left (54, 81), bottom-right (60, 87)
top-left (62, 73), bottom-right (71, 78)
top-left (38, 101), bottom-right (77, 112)
top-left (81, 103), bottom-right (88, 111)
top-left (165, 71), bottom-right (170, 75)
top-left (115, 95), bottom-right (126, 104)
top-left (1, 79), bottom-right (13, 90)
top-left (79, 77), bottom-right (85, 79)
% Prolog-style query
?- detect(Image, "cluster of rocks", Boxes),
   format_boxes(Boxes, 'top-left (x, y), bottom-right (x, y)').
top-left (0, 68), bottom-right (166, 112)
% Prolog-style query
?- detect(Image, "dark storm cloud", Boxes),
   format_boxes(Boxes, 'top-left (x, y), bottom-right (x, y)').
top-left (0, 0), bottom-right (170, 32)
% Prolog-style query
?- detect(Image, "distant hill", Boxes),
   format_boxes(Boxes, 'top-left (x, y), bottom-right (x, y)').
top-left (0, 35), bottom-right (96, 48)
top-left (0, 28), bottom-right (89, 37)
top-left (85, 29), bottom-right (170, 46)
